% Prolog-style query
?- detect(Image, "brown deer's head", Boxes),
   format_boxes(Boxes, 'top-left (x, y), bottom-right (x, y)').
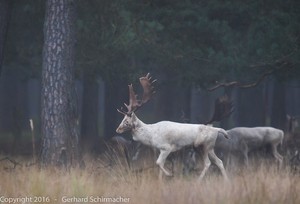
top-left (205, 94), bottom-right (234, 125)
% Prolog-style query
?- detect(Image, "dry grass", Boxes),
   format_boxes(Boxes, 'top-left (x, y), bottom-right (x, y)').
top-left (0, 155), bottom-right (299, 204)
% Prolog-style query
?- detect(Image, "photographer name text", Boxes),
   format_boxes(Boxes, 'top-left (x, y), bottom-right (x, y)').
top-left (0, 195), bottom-right (130, 203)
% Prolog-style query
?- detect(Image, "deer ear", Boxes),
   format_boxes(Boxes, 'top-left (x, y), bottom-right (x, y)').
top-left (131, 112), bottom-right (137, 120)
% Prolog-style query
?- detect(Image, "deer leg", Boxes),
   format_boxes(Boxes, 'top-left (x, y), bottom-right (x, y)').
top-left (198, 149), bottom-right (211, 181)
top-left (132, 142), bottom-right (142, 161)
top-left (226, 151), bottom-right (232, 169)
top-left (156, 149), bottom-right (172, 178)
top-left (244, 151), bottom-right (249, 167)
top-left (272, 144), bottom-right (283, 168)
top-left (208, 149), bottom-right (228, 180)
top-left (241, 143), bottom-right (249, 167)
top-left (183, 148), bottom-right (196, 175)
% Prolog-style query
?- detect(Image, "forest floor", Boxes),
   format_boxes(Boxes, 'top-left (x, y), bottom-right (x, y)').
top-left (0, 153), bottom-right (300, 204)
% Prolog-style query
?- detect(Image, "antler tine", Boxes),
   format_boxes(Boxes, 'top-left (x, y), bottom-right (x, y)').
top-left (205, 94), bottom-right (234, 124)
top-left (117, 108), bottom-right (127, 116)
top-left (117, 73), bottom-right (156, 116)
top-left (126, 84), bottom-right (140, 114)
top-left (139, 73), bottom-right (156, 104)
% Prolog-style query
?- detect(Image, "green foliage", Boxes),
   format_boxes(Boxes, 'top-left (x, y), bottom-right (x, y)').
top-left (105, 0), bottom-right (299, 87)
top-left (4, 0), bottom-right (300, 85)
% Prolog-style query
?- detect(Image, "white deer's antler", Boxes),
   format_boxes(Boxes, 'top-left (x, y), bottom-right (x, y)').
top-left (117, 73), bottom-right (156, 115)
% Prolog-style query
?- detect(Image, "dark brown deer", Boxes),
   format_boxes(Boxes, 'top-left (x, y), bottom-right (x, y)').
top-left (284, 115), bottom-right (300, 170)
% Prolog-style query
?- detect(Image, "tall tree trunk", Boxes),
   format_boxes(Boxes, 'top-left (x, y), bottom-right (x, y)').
top-left (271, 81), bottom-right (286, 130)
top-left (219, 88), bottom-right (233, 129)
top-left (155, 84), bottom-right (191, 122)
top-left (0, 74), bottom-right (28, 154)
top-left (0, 0), bottom-right (12, 74)
top-left (154, 72), bottom-right (191, 122)
top-left (236, 86), bottom-right (265, 127)
top-left (104, 80), bottom-right (127, 139)
top-left (41, 0), bottom-right (81, 167)
top-left (81, 75), bottom-right (99, 150)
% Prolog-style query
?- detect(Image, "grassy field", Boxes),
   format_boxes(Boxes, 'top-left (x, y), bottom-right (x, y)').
top-left (0, 155), bottom-right (299, 204)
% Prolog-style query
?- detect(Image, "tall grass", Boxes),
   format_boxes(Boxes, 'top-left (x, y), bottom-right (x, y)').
top-left (0, 155), bottom-right (299, 204)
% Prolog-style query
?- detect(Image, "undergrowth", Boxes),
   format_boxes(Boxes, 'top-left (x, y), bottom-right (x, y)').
top-left (0, 154), bottom-right (299, 204)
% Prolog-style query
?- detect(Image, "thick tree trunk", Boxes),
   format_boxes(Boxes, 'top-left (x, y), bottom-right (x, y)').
top-left (0, 0), bottom-right (12, 74)
top-left (41, 0), bottom-right (81, 167)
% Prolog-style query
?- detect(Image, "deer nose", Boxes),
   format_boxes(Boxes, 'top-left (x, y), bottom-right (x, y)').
top-left (116, 127), bottom-right (122, 134)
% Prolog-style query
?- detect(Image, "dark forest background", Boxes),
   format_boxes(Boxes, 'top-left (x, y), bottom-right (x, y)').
top-left (0, 0), bottom-right (299, 156)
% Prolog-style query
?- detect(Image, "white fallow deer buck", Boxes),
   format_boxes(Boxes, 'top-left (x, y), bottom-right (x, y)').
top-left (116, 73), bottom-right (229, 180)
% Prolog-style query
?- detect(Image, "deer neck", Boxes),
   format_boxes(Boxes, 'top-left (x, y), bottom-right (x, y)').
top-left (131, 115), bottom-right (152, 146)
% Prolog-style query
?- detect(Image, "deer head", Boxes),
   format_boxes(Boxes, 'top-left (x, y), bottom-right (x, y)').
top-left (286, 114), bottom-right (299, 133)
top-left (205, 94), bottom-right (234, 125)
top-left (116, 73), bottom-right (156, 134)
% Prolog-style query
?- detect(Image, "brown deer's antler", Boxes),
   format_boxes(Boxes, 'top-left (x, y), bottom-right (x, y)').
top-left (117, 73), bottom-right (156, 115)
top-left (205, 94), bottom-right (234, 124)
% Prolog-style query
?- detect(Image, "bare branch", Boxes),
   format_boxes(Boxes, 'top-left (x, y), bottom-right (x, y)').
top-left (207, 70), bottom-right (274, 91)
top-left (0, 157), bottom-right (22, 170)
top-left (208, 48), bottom-right (298, 91)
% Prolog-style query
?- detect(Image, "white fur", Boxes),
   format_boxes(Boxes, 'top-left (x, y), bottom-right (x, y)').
top-left (116, 113), bottom-right (228, 180)
top-left (217, 127), bottom-right (284, 167)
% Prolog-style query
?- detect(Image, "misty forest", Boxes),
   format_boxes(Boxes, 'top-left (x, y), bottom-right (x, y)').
top-left (0, 0), bottom-right (300, 203)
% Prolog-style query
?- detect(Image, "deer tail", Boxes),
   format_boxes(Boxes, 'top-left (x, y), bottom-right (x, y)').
top-left (218, 129), bottom-right (229, 139)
